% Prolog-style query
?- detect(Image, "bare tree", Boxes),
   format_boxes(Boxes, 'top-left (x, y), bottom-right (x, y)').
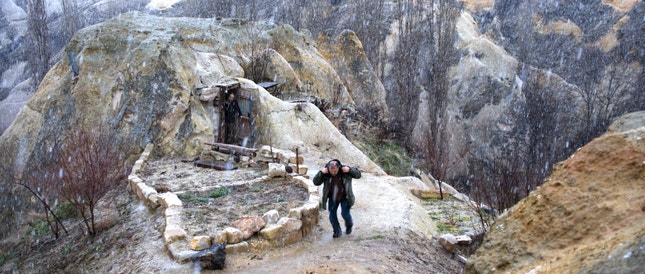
top-left (61, 0), bottom-right (84, 43)
top-left (422, 0), bottom-right (462, 196)
top-left (26, 0), bottom-right (50, 84)
top-left (597, 64), bottom-right (640, 127)
top-left (387, 0), bottom-right (424, 137)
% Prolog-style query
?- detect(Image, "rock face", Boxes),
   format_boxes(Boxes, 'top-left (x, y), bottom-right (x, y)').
top-left (317, 29), bottom-right (390, 123)
top-left (0, 12), bottom-right (384, 237)
top-left (411, 10), bottom-right (589, 180)
top-left (2, 1), bottom-right (642, 185)
top-left (0, 11), bottom-right (384, 166)
top-left (466, 112), bottom-right (645, 274)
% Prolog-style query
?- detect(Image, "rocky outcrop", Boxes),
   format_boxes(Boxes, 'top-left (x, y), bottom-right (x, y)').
top-left (1, 11), bottom-right (384, 167)
top-left (0, 12), bottom-right (384, 237)
top-left (466, 111), bottom-right (645, 273)
top-left (317, 29), bottom-right (390, 123)
top-left (410, 10), bottom-right (587, 180)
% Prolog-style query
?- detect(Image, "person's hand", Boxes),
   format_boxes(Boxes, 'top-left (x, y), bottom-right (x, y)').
top-left (321, 167), bottom-right (329, 174)
top-left (341, 166), bottom-right (350, 173)
top-left (240, 115), bottom-right (248, 120)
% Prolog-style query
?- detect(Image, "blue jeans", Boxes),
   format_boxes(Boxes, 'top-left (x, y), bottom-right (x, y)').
top-left (328, 199), bottom-right (353, 235)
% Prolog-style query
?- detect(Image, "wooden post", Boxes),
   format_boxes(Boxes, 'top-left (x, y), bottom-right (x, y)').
top-left (295, 148), bottom-right (299, 174)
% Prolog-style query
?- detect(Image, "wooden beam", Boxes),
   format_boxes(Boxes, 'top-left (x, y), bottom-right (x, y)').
top-left (194, 160), bottom-right (237, 170)
top-left (204, 142), bottom-right (258, 156)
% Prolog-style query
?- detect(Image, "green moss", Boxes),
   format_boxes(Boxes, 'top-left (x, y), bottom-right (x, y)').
top-left (366, 234), bottom-right (384, 240)
top-left (30, 220), bottom-right (50, 236)
top-left (177, 193), bottom-right (192, 200)
top-left (209, 188), bottom-right (230, 198)
top-left (437, 222), bottom-right (458, 233)
top-left (62, 246), bottom-right (72, 255)
top-left (356, 140), bottom-right (412, 176)
top-left (177, 193), bottom-right (209, 203)
top-left (0, 250), bottom-right (13, 266)
top-left (191, 197), bottom-right (210, 204)
top-left (55, 202), bottom-right (78, 219)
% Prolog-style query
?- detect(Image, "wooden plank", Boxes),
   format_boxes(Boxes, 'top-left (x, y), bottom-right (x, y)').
top-left (204, 142), bottom-right (258, 154)
top-left (194, 160), bottom-right (237, 170)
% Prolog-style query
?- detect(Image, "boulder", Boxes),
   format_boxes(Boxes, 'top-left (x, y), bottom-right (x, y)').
top-left (258, 223), bottom-right (285, 241)
top-left (438, 234), bottom-right (458, 253)
top-left (225, 241), bottom-right (250, 254)
top-left (268, 163), bottom-right (287, 177)
top-left (190, 236), bottom-right (212, 251)
top-left (289, 164), bottom-right (308, 175)
top-left (278, 217), bottom-right (302, 233)
top-left (222, 227), bottom-right (244, 244)
top-left (231, 216), bottom-right (267, 240)
top-left (164, 225), bottom-right (187, 244)
top-left (262, 209), bottom-right (280, 224)
top-left (467, 115), bottom-right (645, 273)
top-left (455, 235), bottom-right (472, 245)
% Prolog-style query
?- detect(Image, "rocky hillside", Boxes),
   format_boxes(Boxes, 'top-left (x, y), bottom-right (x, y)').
top-left (467, 111), bottom-right (645, 273)
top-left (2, 1), bottom-right (643, 186)
top-left (0, 12), bottom-right (387, 237)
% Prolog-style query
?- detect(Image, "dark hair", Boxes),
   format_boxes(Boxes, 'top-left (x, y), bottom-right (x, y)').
top-left (326, 159), bottom-right (342, 168)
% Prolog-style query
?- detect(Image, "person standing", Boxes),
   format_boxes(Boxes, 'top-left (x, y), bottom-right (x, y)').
top-left (223, 92), bottom-right (245, 144)
top-left (313, 159), bottom-right (361, 238)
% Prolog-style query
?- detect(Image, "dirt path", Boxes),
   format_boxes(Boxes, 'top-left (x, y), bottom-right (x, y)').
top-left (214, 173), bottom-right (461, 273)
top-left (2, 160), bottom-right (466, 273)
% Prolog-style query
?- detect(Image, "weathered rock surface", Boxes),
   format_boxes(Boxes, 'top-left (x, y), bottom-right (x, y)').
top-left (0, 12), bottom-right (385, 237)
top-left (317, 29), bottom-right (390, 123)
top-left (231, 216), bottom-right (266, 240)
top-left (467, 111), bottom-right (645, 274)
top-left (190, 235), bottom-right (211, 251)
top-left (410, 10), bottom-right (587, 180)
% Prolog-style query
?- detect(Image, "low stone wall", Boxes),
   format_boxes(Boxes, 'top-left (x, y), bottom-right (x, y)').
top-left (127, 143), bottom-right (320, 262)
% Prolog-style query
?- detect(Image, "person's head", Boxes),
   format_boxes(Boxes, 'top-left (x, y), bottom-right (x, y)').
top-left (327, 159), bottom-right (342, 176)
top-left (227, 92), bottom-right (235, 101)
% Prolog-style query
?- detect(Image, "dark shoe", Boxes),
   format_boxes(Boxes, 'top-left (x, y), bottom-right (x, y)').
top-left (333, 232), bottom-right (341, 238)
top-left (346, 225), bottom-right (353, 235)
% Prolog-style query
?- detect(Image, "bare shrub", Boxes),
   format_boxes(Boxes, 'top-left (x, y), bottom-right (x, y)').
top-left (0, 139), bottom-right (69, 239)
top-left (245, 49), bottom-right (271, 83)
top-left (54, 125), bottom-right (127, 236)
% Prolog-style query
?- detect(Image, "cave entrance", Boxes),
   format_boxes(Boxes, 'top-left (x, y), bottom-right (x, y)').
top-left (213, 81), bottom-right (252, 147)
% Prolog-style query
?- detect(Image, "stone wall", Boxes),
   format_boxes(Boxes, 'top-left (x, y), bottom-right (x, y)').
top-left (127, 143), bottom-right (320, 262)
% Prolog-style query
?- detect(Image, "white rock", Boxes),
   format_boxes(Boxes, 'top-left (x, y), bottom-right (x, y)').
top-left (262, 209), bottom-right (280, 224)
top-left (157, 193), bottom-right (183, 208)
top-left (268, 163), bottom-right (287, 177)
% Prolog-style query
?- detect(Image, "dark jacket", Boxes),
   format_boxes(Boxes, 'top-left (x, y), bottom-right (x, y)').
top-left (224, 99), bottom-right (242, 123)
top-left (313, 166), bottom-right (361, 210)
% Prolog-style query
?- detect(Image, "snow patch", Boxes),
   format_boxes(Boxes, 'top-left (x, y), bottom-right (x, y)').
top-left (622, 251), bottom-right (632, 259)
top-left (1, 61), bottom-right (27, 89)
top-left (45, 0), bottom-right (62, 16)
top-left (146, 0), bottom-right (184, 10)
top-left (1, 0), bottom-right (27, 21)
